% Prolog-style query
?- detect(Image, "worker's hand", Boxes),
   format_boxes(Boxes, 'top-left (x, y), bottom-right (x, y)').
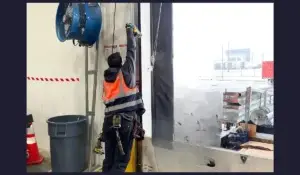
top-left (126, 23), bottom-right (142, 38)
top-left (125, 23), bottom-right (134, 29)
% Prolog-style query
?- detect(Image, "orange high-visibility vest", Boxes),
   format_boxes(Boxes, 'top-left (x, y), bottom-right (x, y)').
top-left (102, 71), bottom-right (143, 115)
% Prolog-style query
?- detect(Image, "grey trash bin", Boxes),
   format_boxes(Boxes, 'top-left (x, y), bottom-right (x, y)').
top-left (47, 115), bottom-right (88, 172)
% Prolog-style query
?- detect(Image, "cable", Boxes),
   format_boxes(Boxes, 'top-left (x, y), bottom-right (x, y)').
top-left (112, 3), bottom-right (117, 54)
top-left (150, 3), bottom-right (163, 69)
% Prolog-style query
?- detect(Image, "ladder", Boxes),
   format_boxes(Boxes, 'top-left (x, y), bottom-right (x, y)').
top-left (84, 42), bottom-right (123, 172)
top-left (84, 41), bottom-right (100, 172)
top-left (84, 43), bottom-right (125, 172)
top-left (84, 4), bottom-right (138, 172)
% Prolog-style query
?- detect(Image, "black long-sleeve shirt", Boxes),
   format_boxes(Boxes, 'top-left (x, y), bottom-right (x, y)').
top-left (103, 28), bottom-right (145, 118)
top-left (104, 28), bottom-right (136, 88)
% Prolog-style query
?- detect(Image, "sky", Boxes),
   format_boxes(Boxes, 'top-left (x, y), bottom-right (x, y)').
top-left (173, 3), bottom-right (274, 78)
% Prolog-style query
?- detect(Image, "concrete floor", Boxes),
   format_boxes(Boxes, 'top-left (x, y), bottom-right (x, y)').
top-left (27, 162), bottom-right (51, 172)
top-left (26, 150), bottom-right (51, 172)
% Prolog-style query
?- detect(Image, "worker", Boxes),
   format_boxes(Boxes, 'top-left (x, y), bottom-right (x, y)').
top-left (97, 23), bottom-right (145, 173)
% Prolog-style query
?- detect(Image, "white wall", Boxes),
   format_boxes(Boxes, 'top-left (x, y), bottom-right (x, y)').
top-left (27, 3), bottom-right (86, 152)
top-left (140, 3), bottom-right (152, 138)
top-left (26, 3), bottom-right (138, 166)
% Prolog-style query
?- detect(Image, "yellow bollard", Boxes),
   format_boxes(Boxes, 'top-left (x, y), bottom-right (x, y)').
top-left (125, 139), bottom-right (136, 172)
top-left (94, 139), bottom-right (137, 172)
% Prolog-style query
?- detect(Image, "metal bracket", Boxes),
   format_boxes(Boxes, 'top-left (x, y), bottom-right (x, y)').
top-left (87, 111), bottom-right (95, 116)
top-left (88, 70), bottom-right (97, 75)
top-left (86, 39), bottom-right (100, 171)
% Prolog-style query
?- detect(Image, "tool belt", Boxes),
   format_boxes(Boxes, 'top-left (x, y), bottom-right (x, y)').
top-left (111, 115), bottom-right (125, 156)
top-left (100, 113), bottom-right (145, 156)
top-left (133, 117), bottom-right (145, 141)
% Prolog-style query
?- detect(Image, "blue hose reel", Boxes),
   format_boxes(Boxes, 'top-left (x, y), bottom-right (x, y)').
top-left (56, 3), bottom-right (102, 47)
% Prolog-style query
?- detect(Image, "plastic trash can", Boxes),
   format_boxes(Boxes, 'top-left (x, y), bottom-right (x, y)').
top-left (47, 115), bottom-right (88, 172)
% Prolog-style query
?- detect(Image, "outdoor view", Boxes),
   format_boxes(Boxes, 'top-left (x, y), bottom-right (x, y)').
top-left (173, 3), bottom-right (273, 82)
top-left (169, 3), bottom-right (274, 172)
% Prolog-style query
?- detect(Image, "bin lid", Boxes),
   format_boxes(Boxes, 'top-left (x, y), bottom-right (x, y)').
top-left (47, 115), bottom-right (87, 125)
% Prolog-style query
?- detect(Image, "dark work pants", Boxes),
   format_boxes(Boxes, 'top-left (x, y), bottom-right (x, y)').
top-left (102, 115), bottom-right (134, 173)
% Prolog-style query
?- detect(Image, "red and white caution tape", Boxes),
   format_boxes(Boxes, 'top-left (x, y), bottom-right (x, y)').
top-left (27, 45), bottom-right (127, 83)
top-left (27, 77), bottom-right (80, 82)
top-left (104, 44), bottom-right (127, 49)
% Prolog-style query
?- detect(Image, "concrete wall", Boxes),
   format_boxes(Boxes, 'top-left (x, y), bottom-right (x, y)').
top-left (26, 3), bottom-right (137, 166)
top-left (152, 143), bottom-right (273, 172)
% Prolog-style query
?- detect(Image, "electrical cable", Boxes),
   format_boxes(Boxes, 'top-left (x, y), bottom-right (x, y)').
top-left (150, 3), bottom-right (163, 69)
top-left (112, 3), bottom-right (117, 54)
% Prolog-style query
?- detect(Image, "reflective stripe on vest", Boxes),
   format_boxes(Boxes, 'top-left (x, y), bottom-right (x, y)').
top-left (105, 99), bottom-right (143, 114)
top-left (102, 71), bottom-right (141, 115)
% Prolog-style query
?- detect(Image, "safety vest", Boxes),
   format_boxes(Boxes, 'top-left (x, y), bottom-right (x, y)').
top-left (102, 71), bottom-right (143, 116)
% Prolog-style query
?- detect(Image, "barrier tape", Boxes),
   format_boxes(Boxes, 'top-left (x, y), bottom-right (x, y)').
top-left (27, 77), bottom-right (80, 82)
top-left (104, 44), bottom-right (127, 49)
top-left (27, 44), bottom-right (127, 83)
